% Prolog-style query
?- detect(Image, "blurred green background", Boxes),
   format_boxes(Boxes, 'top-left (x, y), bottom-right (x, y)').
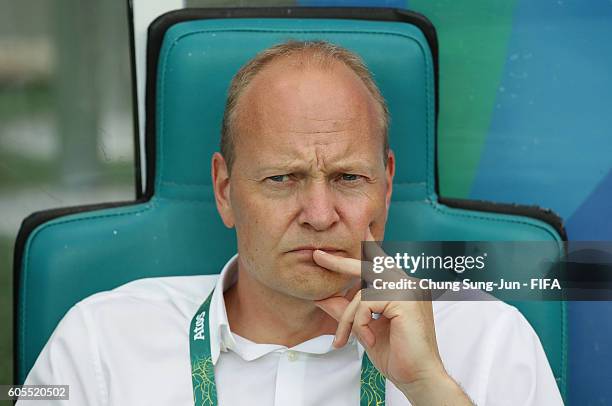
top-left (0, 0), bottom-right (136, 396)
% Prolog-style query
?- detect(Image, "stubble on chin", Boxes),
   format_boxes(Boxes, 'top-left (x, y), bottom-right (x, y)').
top-left (273, 265), bottom-right (355, 300)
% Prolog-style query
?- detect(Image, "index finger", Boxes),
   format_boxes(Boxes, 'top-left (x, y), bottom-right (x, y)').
top-left (313, 250), bottom-right (399, 287)
top-left (312, 250), bottom-right (362, 278)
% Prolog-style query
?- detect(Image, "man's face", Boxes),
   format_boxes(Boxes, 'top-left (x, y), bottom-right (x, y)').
top-left (213, 56), bottom-right (394, 300)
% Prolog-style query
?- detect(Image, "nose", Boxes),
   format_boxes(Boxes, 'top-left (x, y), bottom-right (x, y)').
top-left (297, 179), bottom-right (340, 231)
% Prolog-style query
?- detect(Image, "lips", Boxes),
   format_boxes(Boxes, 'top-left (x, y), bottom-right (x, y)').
top-left (287, 246), bottom-right (348, 261)
top-left (288, 246), bottom-right (345, 256)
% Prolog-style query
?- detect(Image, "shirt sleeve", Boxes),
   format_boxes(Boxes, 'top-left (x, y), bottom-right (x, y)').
top-left (16, 303), bottom-right (107, 406)
top-left (484, 307), bottom-right (564, 406)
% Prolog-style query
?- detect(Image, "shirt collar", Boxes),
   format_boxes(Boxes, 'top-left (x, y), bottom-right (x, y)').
top-left (208, 254), bottom-right (364, 365)
top-left (209, 254), bottom-right (239, 365)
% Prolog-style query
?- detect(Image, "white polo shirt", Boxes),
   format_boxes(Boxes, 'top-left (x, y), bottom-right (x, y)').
top-left (18, 254), bottom-right (563, 405)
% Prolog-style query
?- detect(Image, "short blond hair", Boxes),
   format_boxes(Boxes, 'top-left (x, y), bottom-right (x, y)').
top-left (220, 40), bottom-right (390, 174)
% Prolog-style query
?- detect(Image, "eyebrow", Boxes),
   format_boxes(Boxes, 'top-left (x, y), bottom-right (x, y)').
top-left (253, 159), bottom-right (376, 177)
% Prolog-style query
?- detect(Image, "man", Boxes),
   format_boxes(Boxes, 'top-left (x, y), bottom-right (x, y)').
top-left (19, 40), bottom-right (563, 405)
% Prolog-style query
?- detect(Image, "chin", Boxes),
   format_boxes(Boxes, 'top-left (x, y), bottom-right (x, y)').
top-left (279, 265), bottom-right (352, 300)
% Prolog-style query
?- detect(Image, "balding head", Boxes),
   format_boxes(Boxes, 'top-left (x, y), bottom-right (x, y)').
top-left (220, 40), bottom-right (390, 175)
top-left (211, 40), bottom-right (395, 301)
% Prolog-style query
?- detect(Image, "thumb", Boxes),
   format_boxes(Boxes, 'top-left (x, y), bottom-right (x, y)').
top-left (314, 296), bottom-right (350, 322)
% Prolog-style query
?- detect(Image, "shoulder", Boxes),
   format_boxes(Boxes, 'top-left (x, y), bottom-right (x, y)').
top-left (23, 275), bottom-right (221, 402)
top-left (433, 296), bottom-right (538, 358)
top-left (96, 273), bottom-right (219, 304)
top-left (72, 273), bottom-right (220, 325)
top-left (46, 274), bottom-right (221, 368)
top-left (41, 274), bottom-right (220, 348)
top-left (431, 298), bottom-right (562, 404)
top-left (432, 292), bottom-right (542, 370)
top-left (433, 290), bottom-right (530, 332)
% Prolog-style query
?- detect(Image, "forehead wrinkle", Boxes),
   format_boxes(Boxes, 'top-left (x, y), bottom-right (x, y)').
top-left (256, 137), bottom-right (370, 174)
top-left (312, 139), bottom-right (367, 173)
top-left (286, 113), bottom-right (358, 135)
top-left (287, 129), bottom-right (348, 135)
top-left (295, 115), bottom-right (355, 122)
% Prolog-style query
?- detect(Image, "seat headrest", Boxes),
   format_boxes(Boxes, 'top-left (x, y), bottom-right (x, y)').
top-left (146, 8), bottom-right (438, 202)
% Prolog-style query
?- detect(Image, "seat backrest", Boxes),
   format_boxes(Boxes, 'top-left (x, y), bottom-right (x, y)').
top-left (14, 7), bottom-right (566, 400)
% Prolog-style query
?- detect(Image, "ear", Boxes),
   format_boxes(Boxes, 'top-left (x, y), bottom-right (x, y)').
top-left (211, 152), bottom-right (235, 228)
top-left (384, 149), bottom-right (395, 211)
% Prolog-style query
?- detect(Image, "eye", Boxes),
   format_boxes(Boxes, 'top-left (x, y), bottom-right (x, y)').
top-left (266, 174), bottom-right (291, 183)
top-left (340, 173), bottom-right (361, 182)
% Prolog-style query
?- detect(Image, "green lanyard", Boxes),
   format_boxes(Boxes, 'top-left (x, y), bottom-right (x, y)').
top-left (189, 289), bottom-right (386, 405)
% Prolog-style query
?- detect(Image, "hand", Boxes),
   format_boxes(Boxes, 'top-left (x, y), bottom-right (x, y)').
top-left (312, 226), bottom-right (474, 405)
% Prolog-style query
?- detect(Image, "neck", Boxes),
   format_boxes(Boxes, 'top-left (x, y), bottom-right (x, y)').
top-left (224, 261), bottom-right (358, 348)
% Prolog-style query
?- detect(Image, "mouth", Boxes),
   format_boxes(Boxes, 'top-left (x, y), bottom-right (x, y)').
top-left (288, 247), bottom-right (345, 256)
